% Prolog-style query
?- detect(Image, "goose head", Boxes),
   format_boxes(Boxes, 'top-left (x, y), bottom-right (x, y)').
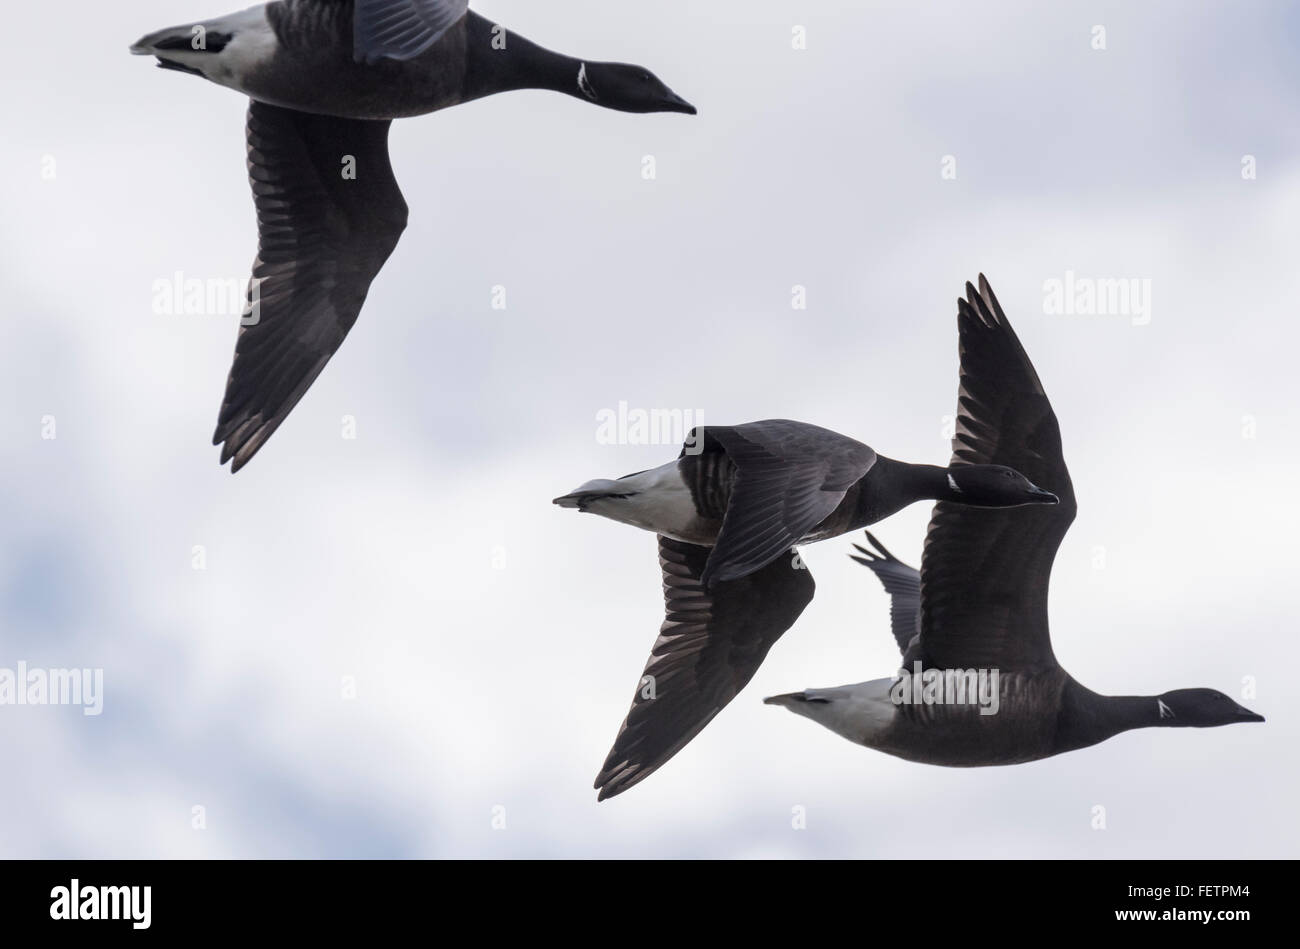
top-left (1154, 689), bottom-right (1264, 727)
top-left (575, 61), bottom-right (696, 114)
top-left (945, 464), bottom-right (1059, 507)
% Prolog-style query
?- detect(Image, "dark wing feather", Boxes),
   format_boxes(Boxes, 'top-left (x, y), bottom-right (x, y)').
top-left (689, 420), bottom-right (876, 588)
top-left (212, 100), bottom-right (408, 472)
top-left (352, 0), bottom-right (469, 63)
top-left (917, 275), bottom-right (1077, 672)
top-left (594, 537), bottom-right (814, 801)
top-left (850, 531), bottom-right (921, 656)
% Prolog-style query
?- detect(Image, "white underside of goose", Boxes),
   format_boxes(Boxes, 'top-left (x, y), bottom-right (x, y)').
top-left (132, 5), bottom-right (278, 94)
top-left (212, 7), bottom-right (280, 86)
top-left (573, 461), bottom-right (707, 543)
top-left (784, 679), bottom-right (898, 744)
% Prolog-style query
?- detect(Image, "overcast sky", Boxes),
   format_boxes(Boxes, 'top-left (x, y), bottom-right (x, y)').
top-left (1, 0), bottom-right (1296, 857)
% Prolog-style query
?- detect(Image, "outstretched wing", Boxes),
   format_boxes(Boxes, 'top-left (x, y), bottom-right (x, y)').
top-left (212, 100), bottom-right (408, 472)
top-left (689, 420), bottom-right (876, 589)
top-left (850, 531), bottom-right (921, 657)
top-left (594, 537), bottom-right (814, 801)
top-left (352, 0), bottom-right (469, 64)
top-left (917, 275), bottom-right (1077, 672)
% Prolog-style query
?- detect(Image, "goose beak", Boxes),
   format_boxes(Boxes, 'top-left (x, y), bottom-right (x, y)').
top-left (1237, 707), bottom-right (1265, 723)
top-left (660, 90), bottom-right (697, 115)
top-left (1027, 485), bottom-right (1059, 504)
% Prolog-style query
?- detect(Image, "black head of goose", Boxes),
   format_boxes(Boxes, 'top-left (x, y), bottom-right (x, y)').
top-left (764, 277), bottom-right (1263, 766)
top-left (554, 307), bottom-right (1057, 803)
top-left (130, 1), bottom-right (694, 472)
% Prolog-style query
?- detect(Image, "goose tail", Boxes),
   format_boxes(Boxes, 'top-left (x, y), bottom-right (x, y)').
top-left (130, 23), bottom-right (232, 57)
top-left (129, 25), bottom-right (179, 56)
top-left (552, 479), bottom-right (632, 511)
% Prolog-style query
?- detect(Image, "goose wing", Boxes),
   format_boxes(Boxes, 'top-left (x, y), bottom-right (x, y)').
top-left (917, 275), bottom-right (1077, 672)
top-left (594, 536), bottom-right (814, 801)
top-left (352, 0), bottom-right (470, 64)
top-left (850, 531), bottom-right (921, 656)
top-left (690, 420), bottom-right (876, 588)
top-left (212, 100), bottom-right (408, 472)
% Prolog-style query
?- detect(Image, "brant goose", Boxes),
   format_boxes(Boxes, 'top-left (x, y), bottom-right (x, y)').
top-left (555, 421), bottom-right (1057, 590)
top-left (765, 277), bottom-right (1264, 764)
top-left (131, 1), bottom-right (695, 471)
top-left (555, 346), bottom-right (1057, 805)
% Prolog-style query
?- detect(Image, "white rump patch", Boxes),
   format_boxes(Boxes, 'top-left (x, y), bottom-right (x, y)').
top-left (217, 7), bottom-right (278, 81)
top-left (578, 461), bottom-right (701, 541)
top-left (793, 679), bottom-right (897, 745)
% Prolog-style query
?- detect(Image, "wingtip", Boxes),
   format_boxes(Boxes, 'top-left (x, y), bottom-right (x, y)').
top-left (863, 529), bottom-right (890, 556)
top-left (979, 274), bottom-right (1005, 321)
top-left (851, 530), bottom-right (892, 563)
top-left (217, 434), bottom-right (251, 473)
top-left (593, 776), bottom-right (626, 802)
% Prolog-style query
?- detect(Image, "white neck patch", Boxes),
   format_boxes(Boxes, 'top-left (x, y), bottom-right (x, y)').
top-left (1157, 699), bottom-right (1174, 719)
top-left (947, 473), bottom-right (962, 494)
top-left (577, 63), bottom-right (597, 100)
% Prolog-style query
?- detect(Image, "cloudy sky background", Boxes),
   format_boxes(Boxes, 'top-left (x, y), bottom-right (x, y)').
top-left (1, 0), bottom-right (1296, 857)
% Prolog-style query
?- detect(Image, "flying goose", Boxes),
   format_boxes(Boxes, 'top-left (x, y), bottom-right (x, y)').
top-left (555, 368), bottom-right (1057, 804)
top-left (765, 277), bottom-right (1264, 764)
top-left (131, 1), bottom-right (695, 471)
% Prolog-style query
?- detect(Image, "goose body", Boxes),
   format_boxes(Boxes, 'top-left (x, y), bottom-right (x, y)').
top-left (788, 669), bottom-right (1072, 767)
top-left (766, 277), bottom-right (1264, 766)
top-left (130, 0), bottom-right (695, 470)
top-left (556, 420), bottom-right (1056, 589)
top-left (585, 450), bottom-right (971, 550)
top-left (133, 4), bottom-right (697, 122)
